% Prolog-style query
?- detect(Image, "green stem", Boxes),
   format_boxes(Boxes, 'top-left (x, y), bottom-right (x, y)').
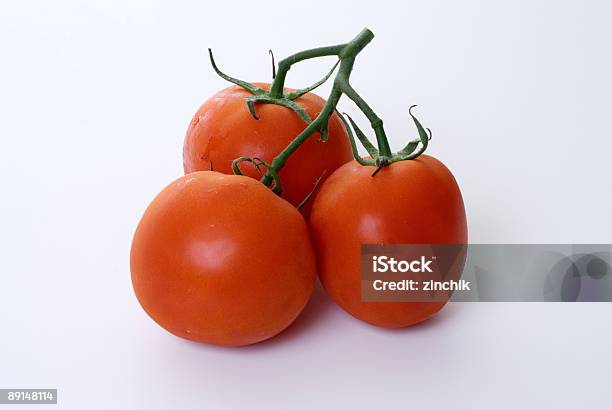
top-left (261, 58), bottom-right (355, 190)
top-left (231, 28), bottom-right (431, 195)
top-left (268, 29), bottom-right (374, 99)
top-left (263, 34), bottom-right (405, 190)
top-left (261, 28), bottom-right (412, 191)
top-left (335, 77), bottom-right (392, 157)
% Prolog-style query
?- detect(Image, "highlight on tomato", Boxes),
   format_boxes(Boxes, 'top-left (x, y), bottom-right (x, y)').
top-left (130, 171), bottom-right (316, 346)
top-left (309, 108), bottom-right (468, 328)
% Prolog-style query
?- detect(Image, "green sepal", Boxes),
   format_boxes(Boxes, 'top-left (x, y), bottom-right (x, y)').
top-left (338, 112), bottom-right (376, 166)
top-left (208, 49), bottom-right (264, 95)
top-left (344, 113), bottom-right (379, 157)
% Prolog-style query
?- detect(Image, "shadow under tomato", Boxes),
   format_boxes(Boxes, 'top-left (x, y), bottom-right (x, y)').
top-left (176, 282), bottom-right (460, 352)
top-left (242, 283), bottom-right (461, 348)
top-left (360, 301), bottom-right (462, 333)
top-left (240, 279), bottom-right (337, 350)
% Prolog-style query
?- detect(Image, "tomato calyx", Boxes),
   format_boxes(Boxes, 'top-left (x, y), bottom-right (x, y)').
top-left (339, 105), bottom-right (433, 176)
top-left (207, 48), bottom-right (338, 141)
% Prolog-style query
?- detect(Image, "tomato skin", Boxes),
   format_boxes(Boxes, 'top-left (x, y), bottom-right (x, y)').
top-left (309, 155), bottom-right (468, 328)
top-left (130, 171), bottom-right (316, 346)
top-left (183, 83), bottom-right (352, 217)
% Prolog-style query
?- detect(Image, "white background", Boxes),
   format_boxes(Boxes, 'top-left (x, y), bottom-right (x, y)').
top-left (1, 0), bottom-right (610, 408)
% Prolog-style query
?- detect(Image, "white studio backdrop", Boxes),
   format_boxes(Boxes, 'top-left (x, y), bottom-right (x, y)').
top-left (0, 1), bottom-right (610, 409)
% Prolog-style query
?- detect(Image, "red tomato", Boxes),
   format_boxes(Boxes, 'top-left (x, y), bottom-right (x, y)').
top-left (130, 171), bottom-right (316, 346)
top-left (309, 155), bottom-right (468, 328)
top-left (183, 83), bottom-right (352, 217)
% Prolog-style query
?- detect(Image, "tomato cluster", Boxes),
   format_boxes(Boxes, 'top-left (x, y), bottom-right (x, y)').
top-left (130, 30), bottom-right (467, 346)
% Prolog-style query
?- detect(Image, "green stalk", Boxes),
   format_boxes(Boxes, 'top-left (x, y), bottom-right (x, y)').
top-left (228, 28), bottom-right (432, 193)
top-left (268, 28), bottom-right (374, 98)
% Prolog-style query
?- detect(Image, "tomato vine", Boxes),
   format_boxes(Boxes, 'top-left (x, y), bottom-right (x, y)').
top-left (208, 28), bottom-right (433, 193)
